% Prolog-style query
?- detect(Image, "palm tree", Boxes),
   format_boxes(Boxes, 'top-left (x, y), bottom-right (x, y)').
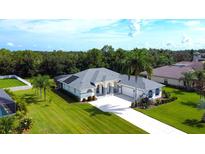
top-left (32, 75), bottom-right (51, 99)
top-left (42, 75), bottom-right (51, 100)
top-left (32, 75), bottom-right (43, 96)
top-left (194, 71), bottom-right (205, 99)
top-left (198, 100), bottom-right (205, 122)
top-left (180, 72), bottom-right (196, 90)
top-left (32, 76), bottom-right (40, 95)
top-left (124, 49), bottom-right (153, 103)
top-left (195, 70), bottom-right (205, 84)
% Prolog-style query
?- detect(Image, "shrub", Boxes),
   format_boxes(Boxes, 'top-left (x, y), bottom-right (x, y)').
top-left (16, 117), bottom-right (33, 133)
top-left (169, 96), bottom-right (177, 102)
top-left (155, 99), bottom-right (161, 105)
top-left (82, 98), bottom-right (86, 102)
top-left (16, 101), bottom-right (27, 114)
top-left (0, 116), bottom-right (15, 134)
top-left (141, 97), bottom-right (149, 104)
top-left (88, 96), bottom-right (92, 101)
top-left (15, 111), bottom-right (25, 119)
top-left (162, 99), bottom-right (168, 104)
top-left (92, 96), bottom-right (97, 100)
top-left (162, 90), bottom-right (171, 98)
top-left (138, 97), bottom-right (150, 109)
top-left (131, 102), bottom-right (136, 108)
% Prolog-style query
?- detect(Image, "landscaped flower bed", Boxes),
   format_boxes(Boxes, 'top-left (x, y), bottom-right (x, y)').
top-left (131, 90), bottom-right (178, 109)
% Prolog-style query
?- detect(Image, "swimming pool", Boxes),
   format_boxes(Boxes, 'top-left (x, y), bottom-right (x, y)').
top-left (0, 105), bottom-right (8, 117)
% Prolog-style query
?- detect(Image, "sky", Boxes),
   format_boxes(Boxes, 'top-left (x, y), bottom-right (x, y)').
top-left (1, 19), bottom-right (205, 51)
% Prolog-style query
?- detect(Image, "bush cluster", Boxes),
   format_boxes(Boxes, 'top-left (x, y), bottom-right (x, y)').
top-left (82, 96), bottom-right (97, 102)
top-left (155, 96), bottom-right (177, 105)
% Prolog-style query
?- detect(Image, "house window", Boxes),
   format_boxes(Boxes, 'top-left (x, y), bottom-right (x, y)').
top-left (96, 85), bottom-right (100, 93)
top-left (87, 89), bottom-right (93, 93)
top-left (164, 79), bottom-right (168, 85)
top-left (155, 88), bottom-right (160, 96)
top-left (148, 90), bottom-right (153, 98)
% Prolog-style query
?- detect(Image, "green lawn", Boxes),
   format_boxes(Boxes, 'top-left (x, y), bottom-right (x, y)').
top-left (136, 87), bottom-right (205, 134)
top-left (14, 89), bottom-right (146, 134)
top-left (0, 78), bottom-right (25, 88)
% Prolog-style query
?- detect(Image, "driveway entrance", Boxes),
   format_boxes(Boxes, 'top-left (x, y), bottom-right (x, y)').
top-left (89, 95), bottom-right (186, 135)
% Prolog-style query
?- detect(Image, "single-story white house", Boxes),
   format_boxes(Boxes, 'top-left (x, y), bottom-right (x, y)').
top-left (55, 68), bottom-right (164, 102)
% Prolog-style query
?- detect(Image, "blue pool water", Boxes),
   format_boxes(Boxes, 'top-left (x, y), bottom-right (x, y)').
top-left (0, 106), bottom-right (7, 117)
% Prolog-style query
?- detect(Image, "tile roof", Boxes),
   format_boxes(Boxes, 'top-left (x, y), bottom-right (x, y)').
top-left (141, 61), bottom-right (204, 80)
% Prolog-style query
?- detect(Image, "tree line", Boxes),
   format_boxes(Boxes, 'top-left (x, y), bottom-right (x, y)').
top-left (0, 45), bottom-right (202, 78)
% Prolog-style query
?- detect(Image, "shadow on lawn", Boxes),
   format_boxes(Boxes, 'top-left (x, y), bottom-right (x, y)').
top-left (84, 107), bottom-right (111, 117)
top-left (21, 94), bottom-right (41, 104)
top-left (52, 89), bottom-right (77, 104)
top-left (180, 101), bottom-right (198, 108)
top-left (183, 119), bottom-right (204, 128)
top-left (172, 90), bottom-right (185, 95)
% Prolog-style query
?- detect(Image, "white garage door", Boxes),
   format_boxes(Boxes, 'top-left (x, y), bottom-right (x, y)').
top-left (122, 86), bottom-right (134, 98)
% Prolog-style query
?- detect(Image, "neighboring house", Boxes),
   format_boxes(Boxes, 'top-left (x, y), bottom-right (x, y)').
top-left (141, 61), bottom-right (204, 87)
top-left (0, 89), bottom-right (16, 117)
top-left (193, 52), bottom-right (205, 62)
top-left (54, 68), bottom-right (164, 102)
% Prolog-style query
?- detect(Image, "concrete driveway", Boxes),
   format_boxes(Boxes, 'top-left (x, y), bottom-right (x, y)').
top-left (89, 94), bottom-right (186, 135)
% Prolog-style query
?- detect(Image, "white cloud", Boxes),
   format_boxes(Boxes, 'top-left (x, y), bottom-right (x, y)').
top-left (181, 35), bottom-right (191, 44)
top-left (128, 19), bottom-right (141, 37)
top-left (0, 19), bottom-right (119, 34)
top-left (184, 20), bottom-right (200, 27)
top-left (195, 27), bottom-right (205, 31)
top-left (6, 42), bottom-right (14, 46)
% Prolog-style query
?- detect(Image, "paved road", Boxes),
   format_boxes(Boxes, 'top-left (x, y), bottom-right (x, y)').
top-left (89, 95), bottom-right (186, 135)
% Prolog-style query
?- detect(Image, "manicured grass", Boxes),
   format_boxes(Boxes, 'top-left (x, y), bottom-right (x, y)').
top-left (14, 89), bottom-right (146, 134)
top-left (0, 78), bottom-right (25, 88)
top-left (136, 87), bottom-right (205, 134)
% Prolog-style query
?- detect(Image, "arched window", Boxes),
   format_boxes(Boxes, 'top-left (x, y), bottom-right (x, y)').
top-left (107, 83), bottom-right (112, 94)
top-left (87, 89), bottom-right (93, 93)
top-left (96, 85), bottom-right (100, 93)
top-left (155, 88), bottom-right (160, 96)
top-left (148, 90), bottom-right (153, 98)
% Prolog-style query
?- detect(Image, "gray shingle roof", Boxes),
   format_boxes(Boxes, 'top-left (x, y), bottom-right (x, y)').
top-left (119, 75), bottom-right (164, 90)
top-left (0, 89), bottom-right (14, 105)
top-left (58, 68), bottom-right (119, 90)
top-left (54, 74), bottom-right (70, 82)
top-left (56, 68), bottom-right (164, 91)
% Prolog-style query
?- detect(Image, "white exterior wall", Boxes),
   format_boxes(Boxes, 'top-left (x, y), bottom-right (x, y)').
top-left (61, 79), bottom-right (163, 101)
top-left (167, 78), bottom-right (184, 87)
top-left (62, 83), bottom-right (81, 97)
top-left (146, 88), bottom-right (162, 100)
top-left (151, 76), bottom-right (184, 87)
top-left (119, 83), bottom-right (162, 100)
top-left (79, 88), bottom-right (95, 101)
top-left (151, 76), bottom-right (164, 83)
top-left (62, 82), bottom-right (96, 101)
